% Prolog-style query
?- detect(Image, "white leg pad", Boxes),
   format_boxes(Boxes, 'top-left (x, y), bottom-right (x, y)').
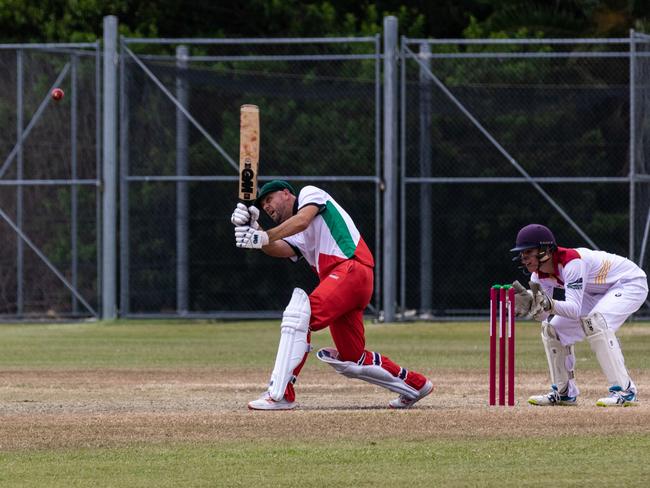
top-left (268, 288), bottom-right (311, 401)
top-left (541, 321), bottom-right (579, 397)
top-left (580, 312), bottom-right (631, 389)
top-left (316, 347), bottom-right (419, 399)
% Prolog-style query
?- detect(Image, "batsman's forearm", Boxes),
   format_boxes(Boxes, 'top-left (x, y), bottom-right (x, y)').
top-left (266, 213), bottom-right (312, 242)
top-left (262, 240), bottom-right (295, 258)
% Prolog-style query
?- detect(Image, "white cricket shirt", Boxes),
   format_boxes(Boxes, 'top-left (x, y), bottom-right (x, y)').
top-left (283, 186), bottom-right (374, 279)
top-left (531, 247), bottom-right (647, 319)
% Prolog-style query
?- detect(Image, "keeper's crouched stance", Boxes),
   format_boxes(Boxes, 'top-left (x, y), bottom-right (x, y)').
top-left (232, 181), bottom-right (432, 410)
top-left (510, 224), bottom-right (648, 407)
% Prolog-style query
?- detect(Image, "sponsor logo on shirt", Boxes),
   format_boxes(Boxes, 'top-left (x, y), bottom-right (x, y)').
top-left (329, 274), bottom-right (339, 280)
top-left (566, 278), bottom-right (583, 290)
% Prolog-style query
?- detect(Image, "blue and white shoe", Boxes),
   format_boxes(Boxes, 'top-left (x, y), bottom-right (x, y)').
top-left (596, 385), bottom-right (638, 407)
top-left (528, 384), bottom-right (577, 406)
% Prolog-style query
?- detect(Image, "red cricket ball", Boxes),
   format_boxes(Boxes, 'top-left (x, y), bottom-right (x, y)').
top-left (51, 88), bottom-right (64, 101)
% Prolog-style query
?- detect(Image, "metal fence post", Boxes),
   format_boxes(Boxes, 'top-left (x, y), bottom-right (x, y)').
top-left (176, 45), bottom-right (189, 314)
top-left (119, 32), bottom-right (130, 317)
top-left (96, 41), bottom-right (103, 316)
top-left (71, 53), bottom-right (79, 314)
top-left (418, 42), bottom-right (433, 317)
top-left (16, 49), bottom-right (24, 316)
top-left (383, 16), bottom-right (398, 322)
top-left (102, 15), bottom-right (118, 319)
top-left (630, 29), bottom-right (637, 262)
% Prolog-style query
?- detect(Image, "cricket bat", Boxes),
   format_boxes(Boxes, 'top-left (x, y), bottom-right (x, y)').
top-left (238, 104), bottom-right (260, 203)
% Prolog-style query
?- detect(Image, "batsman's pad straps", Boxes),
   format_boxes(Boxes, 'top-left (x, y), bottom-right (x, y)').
top-left (398, 367), bottom-right (408, 380)
top-left (317, 347), bottom-right (348, 373)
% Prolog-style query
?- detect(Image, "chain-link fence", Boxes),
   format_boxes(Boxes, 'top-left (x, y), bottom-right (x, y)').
top-left (401, 35), bottom-right (650, 318)
top-left (633, 33), bottom-right (650, 278)
top-left (0, 43), bottom-right (100, 319)
top-left (3, 18), bottom-right (650, 321)
top-left (119, 36), bottom-right (382, 318)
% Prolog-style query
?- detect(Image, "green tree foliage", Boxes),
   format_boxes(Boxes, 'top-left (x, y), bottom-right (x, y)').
top-left (465, 0), bottom-right (649, 37)
top-left (1, 1), bottom-right (649, 43)
top-left (0, 0), bottom-right (425, 42)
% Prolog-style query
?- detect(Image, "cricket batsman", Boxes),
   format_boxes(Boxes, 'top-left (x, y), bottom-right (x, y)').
top-left (231, 180), bottom-right (433, 410)
top-left (510, 224), bottom-right (647, 406)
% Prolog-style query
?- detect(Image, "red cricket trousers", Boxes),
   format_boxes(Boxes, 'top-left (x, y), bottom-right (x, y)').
top-left (284, 259), bottom-right (427, 401)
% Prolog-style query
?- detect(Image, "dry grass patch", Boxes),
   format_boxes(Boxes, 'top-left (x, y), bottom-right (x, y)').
top-left (2, 368), bottom-right (650, 451)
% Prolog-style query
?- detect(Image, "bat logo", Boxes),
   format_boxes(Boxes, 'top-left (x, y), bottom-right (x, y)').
top-left (240, 166), bottom-right (256, 197)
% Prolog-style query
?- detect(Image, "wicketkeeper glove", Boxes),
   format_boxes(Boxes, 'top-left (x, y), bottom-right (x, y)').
top-left (230, 203), bottom-right (260, 229)
top-left (511, 280), bottom-right (534, 318)
top-left (529, 281), bottom-right (554, 321)
top-left (235, 225), bottom-right (269, 249)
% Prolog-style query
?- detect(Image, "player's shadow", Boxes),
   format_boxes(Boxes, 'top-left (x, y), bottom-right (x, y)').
top-left (298, 404), bottom-right (439, 411)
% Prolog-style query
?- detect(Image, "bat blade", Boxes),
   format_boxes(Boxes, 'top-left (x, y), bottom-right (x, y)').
top-left (238, 104), bottom-right (260, 203)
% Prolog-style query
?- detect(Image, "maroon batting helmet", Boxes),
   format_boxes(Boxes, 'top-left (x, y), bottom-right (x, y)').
top-left (511, 224), bottom-right (557, 252)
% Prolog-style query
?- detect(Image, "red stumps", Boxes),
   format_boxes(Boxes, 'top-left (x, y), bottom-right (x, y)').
top-left (489, 284), bottom-right (516, 406)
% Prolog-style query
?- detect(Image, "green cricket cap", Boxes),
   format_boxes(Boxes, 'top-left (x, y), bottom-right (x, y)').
top-left (254, 180), bottom-right (296, 207)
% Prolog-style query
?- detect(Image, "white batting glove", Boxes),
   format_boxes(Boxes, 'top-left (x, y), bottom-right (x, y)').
top-left (230, 203), bottom-right (260, 229)
top-left (231, 203), bottom-right (249, 225)
top-left (235, 225), bottom-right (269, 249)
top-left (248, 205), bottom-right (260, 229)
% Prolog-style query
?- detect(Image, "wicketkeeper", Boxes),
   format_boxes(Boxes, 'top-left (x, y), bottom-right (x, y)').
top-left (231, 180), bottom-right (432, 410)
top-left (511, 224), bottom-right (648, 406)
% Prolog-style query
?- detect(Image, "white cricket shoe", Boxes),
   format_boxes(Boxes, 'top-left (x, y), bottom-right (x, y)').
top-left (528, 384), bottom-right (577, 406)
top-left (388, 380), bottom-right (433, 409)
top-left (596, 385), bottom-right (638, 407)
top-left (247, 391), bottom-right (297, 411)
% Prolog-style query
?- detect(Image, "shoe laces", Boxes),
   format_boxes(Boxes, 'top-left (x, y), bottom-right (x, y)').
top-left (608, 385), bottom-right (635, 401)
top-left (608, 385), bottom-right (622, 398)
top-left (548, 384), bottom-right (575, 402)
top-left (547, 385), bottom-right (561, 402)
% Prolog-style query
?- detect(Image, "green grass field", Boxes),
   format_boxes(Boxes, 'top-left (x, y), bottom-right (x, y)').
top-left (1, 320), bottom-right (650, 487)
